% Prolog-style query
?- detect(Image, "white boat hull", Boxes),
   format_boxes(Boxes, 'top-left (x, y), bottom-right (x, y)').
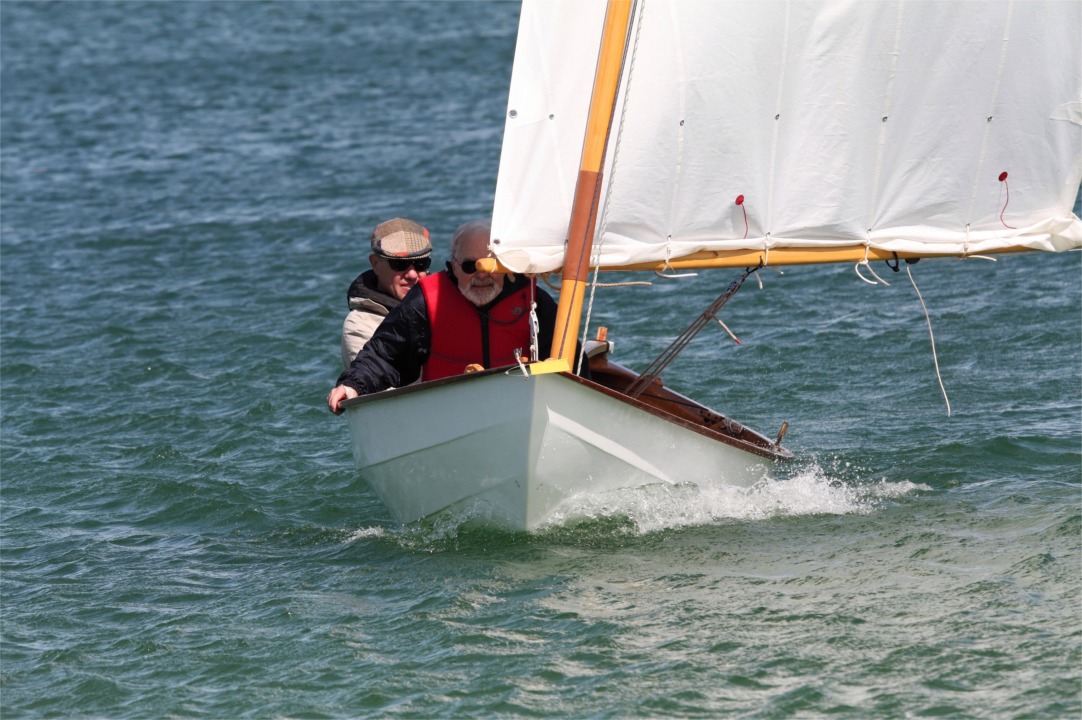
top-left (344, 366), bottom-right (788, 531)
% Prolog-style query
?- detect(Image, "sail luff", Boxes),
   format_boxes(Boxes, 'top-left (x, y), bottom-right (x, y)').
top-left (549, 0), bottom-right (634, 365)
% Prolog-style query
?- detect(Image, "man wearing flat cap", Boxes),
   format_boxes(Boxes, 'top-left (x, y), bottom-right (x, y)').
top-left (340, 217), bottom-right (433, 367)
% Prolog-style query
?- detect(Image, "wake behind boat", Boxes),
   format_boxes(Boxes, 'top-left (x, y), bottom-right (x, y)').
top-left (341, 0), bottom-right (1081, 531)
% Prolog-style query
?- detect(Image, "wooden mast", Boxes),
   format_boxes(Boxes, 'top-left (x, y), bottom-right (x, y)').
top-left (549, 0), bottom-right (634, 367)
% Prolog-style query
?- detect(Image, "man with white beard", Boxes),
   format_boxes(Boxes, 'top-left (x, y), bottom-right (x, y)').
top-left (327, 219), bottom-right (582, 414)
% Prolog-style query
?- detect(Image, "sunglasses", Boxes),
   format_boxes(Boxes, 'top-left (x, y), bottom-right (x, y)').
top-left (456, 258), bottom-right (483, 274)
top-left (383, 256), bottom-right (431, 272)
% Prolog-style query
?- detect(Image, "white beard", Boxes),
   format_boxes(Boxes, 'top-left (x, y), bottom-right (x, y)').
top-left (461, 279), bottom-right (501, 306)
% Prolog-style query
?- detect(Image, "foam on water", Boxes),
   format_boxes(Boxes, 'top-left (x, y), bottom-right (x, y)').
top-left (346, 526), bottom-right (387, 542)
top-left (358, 461), bottom-right (932, 543)
top-left (544, 464), bottom-right (930, 534)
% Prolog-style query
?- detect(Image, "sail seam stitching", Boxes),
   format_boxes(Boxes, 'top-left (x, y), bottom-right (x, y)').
top-left (965, 0), bottom-right (1015, 231)
top-left (867, 1), bottom-right (906, 244)
top-left (765, 0), bottom-right (793, 245)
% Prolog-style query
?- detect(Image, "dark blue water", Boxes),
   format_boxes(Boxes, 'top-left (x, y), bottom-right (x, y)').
top-left (3, 2), bottom-right (1079, 717)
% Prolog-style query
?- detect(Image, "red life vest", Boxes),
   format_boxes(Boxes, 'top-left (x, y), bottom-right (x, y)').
top-left (418, 271), bottom-right (533, 381)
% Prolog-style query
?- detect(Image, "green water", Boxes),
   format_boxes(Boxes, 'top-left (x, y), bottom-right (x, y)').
top-left (2, 2), bottom-right (1079, 717)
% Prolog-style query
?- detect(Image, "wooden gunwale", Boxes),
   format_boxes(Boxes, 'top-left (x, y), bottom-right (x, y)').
top-left (581, 357), bottom-right (791, 461)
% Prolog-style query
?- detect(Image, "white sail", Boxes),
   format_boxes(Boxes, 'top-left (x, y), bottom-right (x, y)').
top-left (491, 0), bottom-right (1082, 274)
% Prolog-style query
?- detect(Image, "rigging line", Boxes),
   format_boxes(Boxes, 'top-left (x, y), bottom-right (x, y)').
top-left (514, 352), bottom-right (530, 379)
top-left (580, 264), bottom-right (602, 377)
top-left (579, 0), bottom-right (648, 376)
top-left (716, 317), bottom-right (741, 344)
top-left (593, 280), bottom-right (653, 287)
top-left (958, 227), bottom-right (998, 262)
top-left (625, 265), bottom-right (757, 399)
top-left (547, 273), bottom-right (657, 290)
top-left (655, 241), bottom-right (698, 279)
top-left (854, 241), bottom-right (890, 285)
top-left (528, 276), bottom-right (539, 362)
top-left (543, 271), bottom-right (651, 291)
top-left (997, 171), bottom-right (1017, 229)
top-left (736, 195), bottom-right (749, 239)
top-left (906, 262), bottom-right (952, 416)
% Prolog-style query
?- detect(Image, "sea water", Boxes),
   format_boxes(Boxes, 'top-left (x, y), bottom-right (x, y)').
top-left (2, 2), bottom-right (1079, 717)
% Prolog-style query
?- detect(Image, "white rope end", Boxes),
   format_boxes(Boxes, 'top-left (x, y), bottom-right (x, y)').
top-left (906, 264), bottom-right (951, 416)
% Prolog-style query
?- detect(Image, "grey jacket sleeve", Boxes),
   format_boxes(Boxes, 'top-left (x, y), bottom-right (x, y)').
top-left (340, 308), bottom-right (386, 368)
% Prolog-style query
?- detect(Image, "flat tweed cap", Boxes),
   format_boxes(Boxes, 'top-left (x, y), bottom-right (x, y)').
top-left (371, 218), bottom-right (431, 258)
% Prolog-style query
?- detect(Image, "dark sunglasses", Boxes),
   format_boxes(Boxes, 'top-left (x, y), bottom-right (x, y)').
top-left (456, 258), bottom-right (482, 274)
top-left (383, 256), bottom-right (431, 272)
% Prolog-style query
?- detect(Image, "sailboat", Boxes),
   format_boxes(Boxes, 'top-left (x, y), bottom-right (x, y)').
top-left (342, 0), bottom-right (1082, 531)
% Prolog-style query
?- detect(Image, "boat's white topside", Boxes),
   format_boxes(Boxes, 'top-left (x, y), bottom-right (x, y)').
top-left (344, 362), bottom-right (787, 531)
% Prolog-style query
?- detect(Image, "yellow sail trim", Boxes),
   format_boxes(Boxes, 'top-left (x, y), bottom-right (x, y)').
top-left (612, 244), bottom-right (1042, 270)
top-left (476, 243), bottom-right (1042, 275)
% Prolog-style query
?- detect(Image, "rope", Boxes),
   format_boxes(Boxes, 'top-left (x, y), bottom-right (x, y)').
top-left (854, 242), bottom-right (890, 285)
top-left (593, 280), bottom-right (653, 287)
top-left (906, 262), bottom-right (951, 416)
top-left (578, 0), bottom-right (648, 375)
top-left (528, 277), bottom-right (539, 362)
top-left (550, 269), bottom-right (652, 290)
top-left (625, 266), bottom-right (757, 399)
top-left (580, 262), bottom-right (603, 376)
top-left (653, 239), bottom-right (698, 279)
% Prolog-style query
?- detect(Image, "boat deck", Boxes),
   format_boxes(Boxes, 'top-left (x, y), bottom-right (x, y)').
top-left (586, 349), bottom-right (791, 460)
